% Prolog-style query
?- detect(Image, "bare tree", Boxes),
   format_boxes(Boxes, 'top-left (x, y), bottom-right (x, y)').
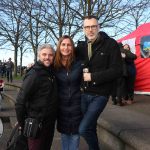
top-left (0, 0), bottom-right (25, 76)
top-left (19, 0), bottom-right (48, 62)
top-left (109, 0), bottom-right (150, 38)
top-left (36, 0), bottom-right (83, 43)
top-left (1, 0), bottom-right (150, 70)
top-left (125, 0), bottom-right (150, 29)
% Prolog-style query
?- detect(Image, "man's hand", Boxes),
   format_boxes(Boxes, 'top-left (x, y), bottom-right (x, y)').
top-left (83, 73), bottom-right (91, 81)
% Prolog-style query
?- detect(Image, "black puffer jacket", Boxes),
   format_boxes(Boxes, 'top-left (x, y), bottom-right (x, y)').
top-left (76, 32), bottom-right (122, 96)
top-left (15, 61), bottom-right (58, 127)
top-left (55, 60), bottom-right (83, 134)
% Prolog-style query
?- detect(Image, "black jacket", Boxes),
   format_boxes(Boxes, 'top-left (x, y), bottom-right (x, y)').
top-left (76, 32), bottom-right (122, 96)
top-left (121, 48), bottom-right (137, 76)
top-left (124, 49), bottom-right (137, 76)
top-left (54, 60), bottom-right (83, 134)
top-left (15, 61), bottom-right (58, 127)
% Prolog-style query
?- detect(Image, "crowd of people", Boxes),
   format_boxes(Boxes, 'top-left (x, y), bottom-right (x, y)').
top-left (13, 15), bottom-right (137, 150)
top-left (0, 58), bottom-right (14, 82)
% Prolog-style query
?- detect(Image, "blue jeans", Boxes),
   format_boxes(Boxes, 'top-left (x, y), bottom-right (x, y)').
top-left (61, 134), bottom-right (80, 150)
top-left (79, 94), bottom-right (108, 150)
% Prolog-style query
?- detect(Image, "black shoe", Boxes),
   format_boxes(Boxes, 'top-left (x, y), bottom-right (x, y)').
top-left (112, 98), bottom-right (117, 105)
top-left (117, 97), bottom-right (124, 106)
top-left (112, 101), bottom-right (117, 105)
top-left (124, 95), bottom-right (129, 100)
top-left (118, 101), bottom-right (124, 106)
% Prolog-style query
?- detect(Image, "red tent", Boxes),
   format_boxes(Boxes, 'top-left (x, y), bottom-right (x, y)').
top-left (118, 23), bottom-right (150, 95)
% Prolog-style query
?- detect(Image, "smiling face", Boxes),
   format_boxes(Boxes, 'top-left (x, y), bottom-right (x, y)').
top-left (83, 18), bottom-right (99, 42)
top-left (60, 38), bottom-right (73, 57)
top-left (38, 48), bottom-right (54, 67)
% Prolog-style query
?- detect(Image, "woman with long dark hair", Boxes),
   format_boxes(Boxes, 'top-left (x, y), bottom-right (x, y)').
top-left (54, 35), bottom-right (83, 150)
top-left (123, 44), bottom-right (137, 104)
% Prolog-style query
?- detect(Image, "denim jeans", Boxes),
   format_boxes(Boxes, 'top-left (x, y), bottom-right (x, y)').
top-left (6, 69), bottom-right (13, 82)
top-left (61, 134), bottom-right (80, 150)
top-left (79, 94), bottom-right (108, 150)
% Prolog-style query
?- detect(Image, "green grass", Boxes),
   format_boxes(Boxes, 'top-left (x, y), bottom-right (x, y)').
top-left (13, 75), bottom-right (23, 80)
top-left (0, 74), bottom-right (23, 82)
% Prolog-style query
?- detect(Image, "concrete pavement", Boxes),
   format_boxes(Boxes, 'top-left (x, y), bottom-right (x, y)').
top-left (98, 94), bottom-right (150, 150)
top-left (1, 80), bottom-right (150, 150)
top-left (0, 81), bottom-right (90, 150)
top-left (0, 118), bottom-right (3, 138)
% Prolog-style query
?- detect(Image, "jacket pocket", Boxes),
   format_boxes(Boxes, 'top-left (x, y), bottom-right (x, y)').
top-left (90, 51), bottom-right (109, 70)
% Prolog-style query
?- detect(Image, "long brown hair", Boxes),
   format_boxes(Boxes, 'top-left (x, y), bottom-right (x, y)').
top-left (54, 35), bottom-right (75, 70)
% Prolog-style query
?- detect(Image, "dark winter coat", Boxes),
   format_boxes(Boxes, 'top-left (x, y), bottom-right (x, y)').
top-left (15, 61), bottom-right (58, 128)
top-left (121, 48), bottom-right (137, 76)
top-left (76, 32), bottom-right (122, 96)
top-left (54, 60), bottom-right (83, 134)
top-left (125, 50), bottom-right (137, 76)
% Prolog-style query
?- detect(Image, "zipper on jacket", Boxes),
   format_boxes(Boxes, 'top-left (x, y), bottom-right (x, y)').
top-left (67, 71), bottom-right (71, 98)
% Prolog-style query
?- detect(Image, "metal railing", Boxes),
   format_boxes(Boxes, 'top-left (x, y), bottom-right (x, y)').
top-left (2, 83), bottom-right (21, 104)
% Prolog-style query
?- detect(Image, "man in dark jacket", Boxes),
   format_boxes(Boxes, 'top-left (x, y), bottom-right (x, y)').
top-left (15, 44), bottom-right (58, 150)
top-left (6, 58), bottom-right (14, 82)
top-left (76, 16), bottom-right (122, 150)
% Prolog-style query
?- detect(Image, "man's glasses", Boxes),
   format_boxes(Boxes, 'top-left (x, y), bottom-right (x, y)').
top-left (83, 25), bottom-right (98, 30)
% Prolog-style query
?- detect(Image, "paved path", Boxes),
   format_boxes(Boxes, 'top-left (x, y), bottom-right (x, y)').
top-left (0, 81), bottom-right (90, 150)
top-left (0, 92), bottom-right (4, 138)
top-left (98, 94), bottom-right (150, 150)
top-left (2, 79), bottom-right (150, 150)
top-left (0, 118), bottom-right (3, 138)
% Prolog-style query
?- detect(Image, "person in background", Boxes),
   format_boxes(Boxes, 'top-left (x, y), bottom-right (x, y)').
top-left (1, 61), bottom-right (7, 78)
top-left (0, 79), bottom-right (4, 111)
top-left (25, 63), bottom-right (34, 74)
top-left (6, 58), bottom-right (14, 82)
top-left (111, 42), bottom-right (127, 106)
top-left (111, 80), bottom-right (118, 105)
top-left (112, 42), bottom-right (132, 106)
top-left (76, 15), bottom-right (122, 150)
top-left (54, 35), bottom-right (83, 150)
top-left (0, 60), bottom-right (2, 77)
top-left (123, 44), bottom-right (137, 104)
top-left (15, 44), bottom-right (58, 150)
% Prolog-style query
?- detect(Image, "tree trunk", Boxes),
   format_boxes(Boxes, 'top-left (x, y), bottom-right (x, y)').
top-left (14, 48), bottom-right (18, 77)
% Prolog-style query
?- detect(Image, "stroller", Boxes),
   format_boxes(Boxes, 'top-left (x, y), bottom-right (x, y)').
top-left (0, 79), bottom-right (4, 110)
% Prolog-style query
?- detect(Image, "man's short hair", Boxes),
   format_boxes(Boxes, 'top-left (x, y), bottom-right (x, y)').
top-left (38, 44), bottom-right (55, 54)
top-left (83, 15), bottom-right (98, 21)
